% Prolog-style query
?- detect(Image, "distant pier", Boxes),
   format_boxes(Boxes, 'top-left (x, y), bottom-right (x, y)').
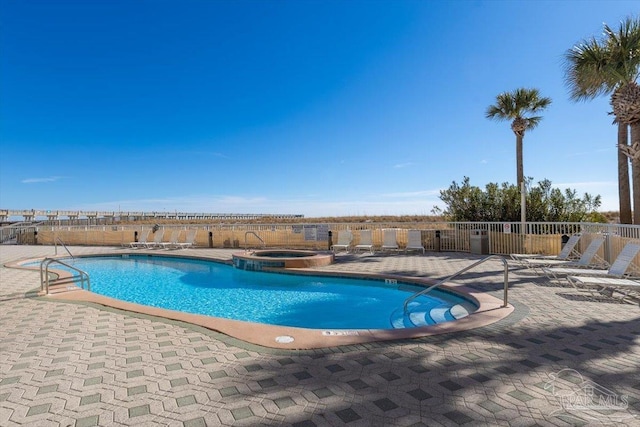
top-left (0, 209), bottom-right (304, 224)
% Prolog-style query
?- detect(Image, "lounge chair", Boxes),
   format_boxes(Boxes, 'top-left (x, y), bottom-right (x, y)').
top-left (174, 229), bottom-right (197, 249)
top-left (354, 230), bottom-right (374, 254)
top-left (381, 229), bottom-right (399, 252)
top-left (551, 241), bottom-right (640, 285)
top-left (511, 234), bottom-right (581, 263)
top-left (331, 230), bottom-right (353, 253)
top-left (129, 230), bottom-right (151, 249)
top-left (565, 276), bottom-right (640, 302)
top-left (405, 229), bottom-right (425, 254)
top-left (520, 236), bottom-right (606, 273)
top-left (160, 230), bottom-right (180, 250)
top-left (145, 229), bottom-right (165, 249)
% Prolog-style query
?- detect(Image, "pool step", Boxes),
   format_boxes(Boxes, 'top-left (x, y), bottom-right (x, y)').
top-left (390, 302), bottom-right (474, 329)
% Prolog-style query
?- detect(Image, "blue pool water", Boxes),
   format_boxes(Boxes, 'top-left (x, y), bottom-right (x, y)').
top-left (52, 255), bottom-right (476, 329)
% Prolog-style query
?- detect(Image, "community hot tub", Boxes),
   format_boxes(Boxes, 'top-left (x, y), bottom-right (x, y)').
top-left (232, 250), bottom-right (334, 270)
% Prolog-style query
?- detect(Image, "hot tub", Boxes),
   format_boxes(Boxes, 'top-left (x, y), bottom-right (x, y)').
top-left (232, 250), bottom-right (334, 270)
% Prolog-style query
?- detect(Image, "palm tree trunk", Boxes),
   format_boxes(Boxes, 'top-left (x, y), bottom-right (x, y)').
top-left (618, 123), bottom-right (632, 224)
top-left (632, 124), bottom-right (640, 224)
top-left (516, 134), bottom-right (524, 188)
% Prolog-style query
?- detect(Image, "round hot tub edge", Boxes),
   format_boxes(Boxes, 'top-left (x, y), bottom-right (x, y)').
top-left (232, 250), bottom-right (335, 270)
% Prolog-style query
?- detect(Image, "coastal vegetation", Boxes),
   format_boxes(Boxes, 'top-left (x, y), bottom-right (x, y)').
top-left (437, 177), bottom-right (605, 223)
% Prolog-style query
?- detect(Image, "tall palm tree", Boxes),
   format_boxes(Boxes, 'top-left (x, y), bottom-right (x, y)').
top-left (485, 88), bottom-right (552, 190)
top-left (564, 17), bottom-right (640, 224)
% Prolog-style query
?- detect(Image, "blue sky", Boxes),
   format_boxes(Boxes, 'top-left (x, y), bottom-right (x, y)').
top-left (1, 0), bottom-right (637, 218)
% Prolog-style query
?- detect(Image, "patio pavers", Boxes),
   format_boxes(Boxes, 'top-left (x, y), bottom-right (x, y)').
top-left (0, 245), bottom-right (638, 426)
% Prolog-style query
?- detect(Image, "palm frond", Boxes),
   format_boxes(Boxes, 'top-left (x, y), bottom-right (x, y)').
top-left (564, 15), bottom-right (640, 101)
top-left (486, 88), bottom-right (551, 128)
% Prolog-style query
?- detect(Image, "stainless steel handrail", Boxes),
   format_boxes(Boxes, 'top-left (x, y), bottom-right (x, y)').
top-left (244, 231), bottom-right (265, 250)
top-left (403, 255), bottom-right (509, 312)
top-left (54, 237), bottom-right (74, 258)
top-left (40, 258), bottom-right (90, 295)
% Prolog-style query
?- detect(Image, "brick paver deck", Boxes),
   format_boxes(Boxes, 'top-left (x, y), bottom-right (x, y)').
top-left (1, 245), bottom-right (638, 426)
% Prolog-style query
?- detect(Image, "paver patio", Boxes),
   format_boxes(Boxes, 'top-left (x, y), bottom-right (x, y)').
top-left (0, 245), bottom-right (638, 426)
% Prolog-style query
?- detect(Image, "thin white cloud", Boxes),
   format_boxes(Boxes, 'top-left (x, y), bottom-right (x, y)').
top-left (379, 189), bottom-right (442, 198)
top-left (555, 181), bottom-right (616, 189)
top-left (394, 162), bottom-right (414, 169)
top-left (566, 147), bottom-right (611, 157)
top-left (21, 176), bottom-right (63, 184)
top-left (187, 151), bottom-right (229, 158)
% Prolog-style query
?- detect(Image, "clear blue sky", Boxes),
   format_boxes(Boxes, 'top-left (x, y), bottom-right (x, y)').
top-left (1, 0), bottom-right (637, 217)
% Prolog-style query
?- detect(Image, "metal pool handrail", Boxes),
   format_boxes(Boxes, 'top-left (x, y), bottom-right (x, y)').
top-left (244, 231), bottom-right (265, 250)
top-left (54, 237), bottom-right (74, 258)
top-left (40, 257), bottom-right (91, 295)
top-left (403, 255), bottom-right (509, 313)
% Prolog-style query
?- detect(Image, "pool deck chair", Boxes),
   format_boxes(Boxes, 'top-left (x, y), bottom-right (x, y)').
top-left (175, 229), bottom-right (197, 249)
top-left (145, 229), bottom-right (165, 249)
top-left (565, 276), bottom-right (640, 302)
top-left (160, 230), bottom-right (180, 250)
top-left (511, 234), bottom-right (581, 264)
top-left (520, 236), bottom-right (606, 273)
top-left (549, 241), bottom-right (640, 285)
top-left (354, 230), bottom-right (374, 254)
top-left (129, 230), bottom-right (151, 249)
top-left (405, 230), bottom-right (425, 254)
top-left (331, 230), bottom-right (353, 253)
top-left (381, 229), bottom-right (400, 252)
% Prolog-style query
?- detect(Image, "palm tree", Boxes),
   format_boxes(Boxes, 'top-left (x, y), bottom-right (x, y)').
top-left (485, 88), bottom-right (552, 191)
top-left (563, 17), bottom-right (640, 224)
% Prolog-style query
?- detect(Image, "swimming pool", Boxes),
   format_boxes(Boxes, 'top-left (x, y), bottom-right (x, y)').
top-left (53, 255), bottom-right (477, 330)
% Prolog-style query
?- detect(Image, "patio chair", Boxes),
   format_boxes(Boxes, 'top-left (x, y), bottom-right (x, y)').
top-left (520, 236), bottom-right (606, 273)
top-left (405, 230), bottom-right (425, 254)
top-left (145, 229), bottom-right (165, 249)
top-left (565, 276), bottom-right (640, 302)
top-left (331, 230), bottom-right (353, 253)
top-left (354, 230), bottom-right (374, 254)
top-left (549, 241), bottom-right (640, 284)
top-left (129, 230), bottom-right (151, 249)
top-left (511, 234), bottom-right (581, 263)
top-left (381, 229), bottom-right (399, 252)
top-left (160, 230), bottom-right (180, 249)
top-left (175, 229), bottom-right (197, 249)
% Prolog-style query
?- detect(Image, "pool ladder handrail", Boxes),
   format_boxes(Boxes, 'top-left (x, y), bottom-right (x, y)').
top-left (40, 257), bottom-right (91, 295)
top-left (403, 255), bottom-right (509, 313)
top-left (54, 237), bottom-right (74, 258)
top-left (244, 231), bottom-right (266, 251)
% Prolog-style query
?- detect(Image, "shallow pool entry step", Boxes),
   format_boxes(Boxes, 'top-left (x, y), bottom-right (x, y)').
top-left (390, 301), bottom-right (475, 329)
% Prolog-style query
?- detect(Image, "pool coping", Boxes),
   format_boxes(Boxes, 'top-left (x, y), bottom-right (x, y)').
top-left (7, 252), bottom-right (514, 350)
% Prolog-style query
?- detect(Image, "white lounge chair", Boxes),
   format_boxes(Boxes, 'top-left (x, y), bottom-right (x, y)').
top-left (175, 229), bottom-right (197, 249)
top-left (381, 229), bottom-right (399, 252)
top-left (521, 236), bottom-right (606, 272)
top-left (160, 230), bottom-right (180, 250)
top-left (145, 229), bottom-right (165, 249)
top-left (331, 230), bottom-right (353, 253)
top-left (511, 234), bottom-right (581, 263)
top-left (405, 230), bottom-right (425, 254)
top-left (565, 276), bottom-right (640, 302)
top-left (129, 230), bottom-right (151, 249)
top-left (552, 242), bottom-right (640, 284)
top-left (354, 230), bottom-right (374, 254)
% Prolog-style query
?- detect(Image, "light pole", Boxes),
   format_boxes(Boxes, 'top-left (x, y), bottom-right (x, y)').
top-left (520, 181), bottom-right (526, 226)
